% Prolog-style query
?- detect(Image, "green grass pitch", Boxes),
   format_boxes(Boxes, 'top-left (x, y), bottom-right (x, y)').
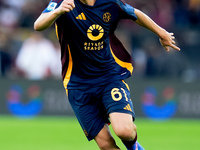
top-left (0, 116), bottom-right (199, 150)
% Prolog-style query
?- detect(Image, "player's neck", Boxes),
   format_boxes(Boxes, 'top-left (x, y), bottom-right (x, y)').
top-left (80, 0), bottom-right (96, 6)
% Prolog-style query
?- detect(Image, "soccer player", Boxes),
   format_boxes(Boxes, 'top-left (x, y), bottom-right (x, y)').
top-left (34, 0), bottom-right (180, 150)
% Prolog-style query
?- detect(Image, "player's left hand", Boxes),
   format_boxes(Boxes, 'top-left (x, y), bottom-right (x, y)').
top-left (159, 31), bottom-right (180, 52)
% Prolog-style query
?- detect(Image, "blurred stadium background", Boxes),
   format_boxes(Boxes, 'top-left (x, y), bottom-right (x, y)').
top-left (0, 0), bottom-right (200, 149)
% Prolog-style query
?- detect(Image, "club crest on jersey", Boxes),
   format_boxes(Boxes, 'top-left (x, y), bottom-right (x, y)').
top-left (103, 12), bottom-right (111, 22)
top-left (47, 2), bottom-right (57, 11)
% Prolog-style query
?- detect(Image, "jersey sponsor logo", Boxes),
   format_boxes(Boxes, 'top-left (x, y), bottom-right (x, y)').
top-left (84, 24), bottom-right (105, 50)
top-left (76, 12), bottom-right (86, 20)
top-left (103, 12), bottom-right (111, 22)
top-left (84, 41), bottom-right (104, 50)
top-left (87, 24), bottom-right (104, 41)
top-left (47, 2), bottom-right (57, 11)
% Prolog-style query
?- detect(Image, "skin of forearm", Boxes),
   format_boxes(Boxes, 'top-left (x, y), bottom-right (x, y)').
top-left (34, 10), bottom-right (61, 31)
top-left (134, 9), bottom-right (166, 39)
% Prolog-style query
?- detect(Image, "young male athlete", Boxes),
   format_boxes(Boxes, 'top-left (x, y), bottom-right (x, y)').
top-left (34, 0), bottom-right (180, 149)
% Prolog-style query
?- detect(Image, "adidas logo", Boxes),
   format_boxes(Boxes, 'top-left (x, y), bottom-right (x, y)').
top-left (124, 104), bottom-right (132, 112)
top-left (76, 12), bottom-right (86, 20)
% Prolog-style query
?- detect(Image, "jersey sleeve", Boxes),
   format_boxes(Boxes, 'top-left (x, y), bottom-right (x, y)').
top-left (43, 0), bottom-right (63, 13)
top-left (117, 0), bottom-right (137, 21)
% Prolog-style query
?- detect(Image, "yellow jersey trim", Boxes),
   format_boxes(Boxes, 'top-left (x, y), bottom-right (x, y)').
top-left (122, 80), bottom-right (130, 91)
top-left (63, 45), bottom-right (73, 89)
top-left (110, 45), bottom-right (133, 75)
top-left (55, 23), bottom-right (59, 39)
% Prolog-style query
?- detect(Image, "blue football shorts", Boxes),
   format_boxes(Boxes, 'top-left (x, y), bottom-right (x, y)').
top-left (67, 80), bottom-right (135, 141)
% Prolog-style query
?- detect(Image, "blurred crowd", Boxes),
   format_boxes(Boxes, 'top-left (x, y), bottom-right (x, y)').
top-left (0, 0), bottom-right (200, 81)
top-left (128, 0), bottom-right (200, 28)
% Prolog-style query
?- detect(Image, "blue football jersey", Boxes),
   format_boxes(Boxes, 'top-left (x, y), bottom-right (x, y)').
top-left (43, 0), bottom-right (137, 89)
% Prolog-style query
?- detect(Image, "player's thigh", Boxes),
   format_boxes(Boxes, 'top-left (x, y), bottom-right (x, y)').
top-left (102, 80), bottom-right (136, 139)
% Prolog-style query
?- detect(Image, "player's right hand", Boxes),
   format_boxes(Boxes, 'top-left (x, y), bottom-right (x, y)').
top-left (57, 0), bottom-right (75, 14)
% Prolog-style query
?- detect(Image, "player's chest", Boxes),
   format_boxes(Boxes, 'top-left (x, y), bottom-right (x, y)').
top-left (64, 3), bottom-right (119, 32)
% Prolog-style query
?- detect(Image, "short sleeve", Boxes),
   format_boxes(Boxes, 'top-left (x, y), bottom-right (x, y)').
top-left (117, 0), bottom-right (137, 21)
top-left (43, 0), bottom-right (63, 13)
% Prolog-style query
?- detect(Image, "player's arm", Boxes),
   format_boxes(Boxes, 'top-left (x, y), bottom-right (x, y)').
top-left (134, 9), bottom-right (180, 51)
top-left (34, 0), bottom-right (75, 31)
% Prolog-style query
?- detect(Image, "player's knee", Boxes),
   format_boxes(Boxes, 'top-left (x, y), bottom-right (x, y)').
top-left (114, 123), bottom-right (137, 140)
